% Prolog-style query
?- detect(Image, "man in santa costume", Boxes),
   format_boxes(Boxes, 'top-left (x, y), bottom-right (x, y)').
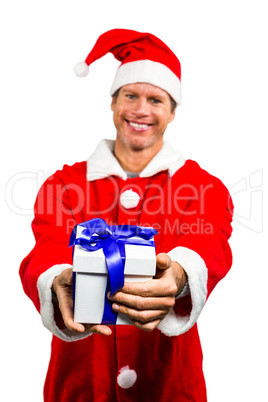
top-left (20, 29), bottom-right (233, 401)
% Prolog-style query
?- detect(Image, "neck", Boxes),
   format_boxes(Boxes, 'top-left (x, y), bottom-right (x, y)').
top-left (114, 139), bottom-right (163, 174)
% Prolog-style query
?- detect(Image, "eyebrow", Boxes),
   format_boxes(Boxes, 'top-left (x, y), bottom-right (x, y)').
top-left (121, 88), bottom-right (136, 94)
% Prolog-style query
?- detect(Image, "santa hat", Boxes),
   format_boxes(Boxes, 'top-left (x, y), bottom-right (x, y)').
top-left (74, 29), bottom-right (181, 105)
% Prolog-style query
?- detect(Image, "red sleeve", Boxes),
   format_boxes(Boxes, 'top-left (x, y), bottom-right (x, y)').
top-left (158, 162), bottom-right (233, 337)
top-left (175, 166), bottom-right (233, 297)
top-left (19, 162), bottom-right (86, 312)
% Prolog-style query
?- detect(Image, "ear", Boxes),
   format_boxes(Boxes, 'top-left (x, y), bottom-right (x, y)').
top-left (169, 109), bottom-right (176, 123)
top-left (111, 97), bottom-right (115, 112)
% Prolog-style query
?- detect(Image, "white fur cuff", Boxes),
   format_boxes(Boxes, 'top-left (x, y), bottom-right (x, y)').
top-left (157, 246), bottom-right (208, 337)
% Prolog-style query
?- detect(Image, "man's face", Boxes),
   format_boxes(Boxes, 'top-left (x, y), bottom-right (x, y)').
top-left (111, 83), bottom-right (176, 152)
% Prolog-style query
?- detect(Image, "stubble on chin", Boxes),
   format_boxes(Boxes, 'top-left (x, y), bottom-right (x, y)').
top-left (117, 131), bottom-right (164, 153)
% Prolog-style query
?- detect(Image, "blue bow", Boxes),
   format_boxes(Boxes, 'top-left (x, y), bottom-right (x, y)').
top-left (70, 218), bottom-right (157, 324)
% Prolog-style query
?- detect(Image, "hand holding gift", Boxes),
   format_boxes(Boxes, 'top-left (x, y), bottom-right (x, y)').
top-left (52, 268), bottom-right (112, 336)
top-left (52, 253), bottom-right (186, 335)
top-left (52, 216), bottom-right (187, 335)
top-left (108, 253), bottom-right (187, 332)
top-left (52, 220), bottom-right (186, 335)
top-left (70, 219), bottom-right (158, 326)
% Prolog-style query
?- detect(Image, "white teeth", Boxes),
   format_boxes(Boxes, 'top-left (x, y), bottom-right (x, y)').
top-left (129, 122), bottom-right (150, 128)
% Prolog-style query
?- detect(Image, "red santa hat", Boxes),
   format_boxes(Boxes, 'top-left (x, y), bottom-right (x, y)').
top-left (74, 29), bottom-right (181, 105)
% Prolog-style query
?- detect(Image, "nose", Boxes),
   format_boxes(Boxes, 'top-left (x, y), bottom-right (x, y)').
top-left (133, 98), bottom-right (149, 118)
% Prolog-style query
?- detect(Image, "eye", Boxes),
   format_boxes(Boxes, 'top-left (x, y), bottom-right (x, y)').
top-left (150, 98), bottom-right (161, 104)
top-left (126, 94), bottom-right (136, 100)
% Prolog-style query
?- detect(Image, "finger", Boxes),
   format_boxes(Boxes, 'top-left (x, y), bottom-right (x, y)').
top-left (110, 281), bottom-right (153, 297)
top-left (66, 318), bottom-right (86, 333)
top-left (156, 253), bottom-right (171, 270)
top-left (112, 302), bottom-right (167, 324)
top-left (116, 275), bottom-right (177, 298)
top-left (59, 298), bottom-right (112, 335)
top-left (131, 318), bottom-right (162, 332)
top-left (109, 291), bottom-right (175, 311)
top-left (55, 283), bottom-right (85, 333)
top-left (60, 299), bottom-right (112, 336)
top-left (57, 295), bottom-right (82, 333)
top-left (84, 324), bottom-right (112, 336)
top-left (64, 320), bottom-right (112, 336)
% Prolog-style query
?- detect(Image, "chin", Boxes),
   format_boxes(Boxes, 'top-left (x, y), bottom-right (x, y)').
top-left (127, 139), bottom-right (153, 152)
top-left (130, 132), bottom-right (161, 148)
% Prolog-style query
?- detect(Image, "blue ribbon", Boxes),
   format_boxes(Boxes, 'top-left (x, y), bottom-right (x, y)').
top-left (70, 218), bottom-right (157, 324)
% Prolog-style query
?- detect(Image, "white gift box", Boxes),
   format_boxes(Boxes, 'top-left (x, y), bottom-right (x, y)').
top-left (72, 224), bottom-right (156, 325)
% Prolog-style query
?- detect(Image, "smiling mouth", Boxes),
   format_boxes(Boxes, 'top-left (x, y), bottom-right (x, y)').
top-left (126, 120), bottom-right (153, 131)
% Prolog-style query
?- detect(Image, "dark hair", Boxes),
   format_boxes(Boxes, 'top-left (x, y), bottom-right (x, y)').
top-left (112, 87), bottom-right (177, 113)
top-left (169, 97), bottom-right (177, 113)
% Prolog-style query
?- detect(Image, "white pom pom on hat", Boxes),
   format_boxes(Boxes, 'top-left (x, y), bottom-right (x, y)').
top-left (74, 61), bottom-right (89, 78)
top-left (117, 366), bottom-right (137, 389)
top-left (74, 28), bottom-right (181, 104)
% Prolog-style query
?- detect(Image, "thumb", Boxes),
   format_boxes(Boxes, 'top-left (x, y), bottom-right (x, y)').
top-left (156, 253), bottom-right (172, 270)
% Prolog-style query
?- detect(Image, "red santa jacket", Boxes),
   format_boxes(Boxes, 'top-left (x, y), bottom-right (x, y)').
top-left (20, 140), bottom-right (233, 401)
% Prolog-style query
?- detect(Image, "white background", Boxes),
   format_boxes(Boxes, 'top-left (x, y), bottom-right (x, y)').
top-left (1, 1), bottom-right (267, 401)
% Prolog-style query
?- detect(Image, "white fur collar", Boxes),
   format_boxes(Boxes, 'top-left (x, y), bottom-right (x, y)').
top-left (86, 139), bottom-right (185, 181)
